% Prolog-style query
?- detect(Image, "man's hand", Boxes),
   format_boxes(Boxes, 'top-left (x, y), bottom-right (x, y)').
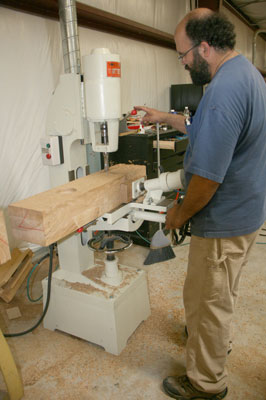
top-left (165, 175), bottom-right (220, 230)
top-left (134, 105), bottom-right (187, 134)
top-left (165, 203), bottom-right (185, 230)
top-left (134, 106), bottom-right (168, 124)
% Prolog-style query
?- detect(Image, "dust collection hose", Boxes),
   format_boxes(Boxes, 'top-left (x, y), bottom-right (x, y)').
top-left (141, 169), bottom-right (185, 193)
top-left (3, 244), bottom-right (55, 338)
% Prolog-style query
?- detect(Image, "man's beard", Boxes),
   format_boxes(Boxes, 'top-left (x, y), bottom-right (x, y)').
top-left (185, 49), bottom-right (211, 86)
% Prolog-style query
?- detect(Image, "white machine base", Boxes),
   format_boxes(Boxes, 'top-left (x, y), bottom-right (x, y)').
top-left (42, 264), bottom-right (151, 355)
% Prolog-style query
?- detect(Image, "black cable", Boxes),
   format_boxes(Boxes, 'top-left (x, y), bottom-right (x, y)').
top-left (26, 252), bottom-right (50, 303)
top-left (3, 244), bottom-right (55, 338)
top-left (171, 222), bottom-right (191, 246)
top-left (35, 252), bottom-right (50, 265)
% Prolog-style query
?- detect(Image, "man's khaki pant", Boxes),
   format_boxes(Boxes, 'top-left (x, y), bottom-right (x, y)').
top-left (184, 230), bottom-right (259, 393)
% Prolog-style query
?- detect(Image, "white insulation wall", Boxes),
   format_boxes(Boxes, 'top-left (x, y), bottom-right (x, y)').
top-left (0, 2), bottom-right (265, 250)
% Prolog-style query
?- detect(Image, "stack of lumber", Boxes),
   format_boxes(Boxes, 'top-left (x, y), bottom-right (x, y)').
top-left (0, 248), bottom-right (33, 303)
top-left (0, 210), bottom-right (11, 264)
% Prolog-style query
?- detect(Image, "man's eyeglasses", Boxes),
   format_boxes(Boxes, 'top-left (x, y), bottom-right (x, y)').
top-left (177, 44), bottom-right (199, 61)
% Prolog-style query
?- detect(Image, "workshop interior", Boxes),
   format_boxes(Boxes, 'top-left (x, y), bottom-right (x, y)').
top-left (0, 0), bottom-right (265, 399)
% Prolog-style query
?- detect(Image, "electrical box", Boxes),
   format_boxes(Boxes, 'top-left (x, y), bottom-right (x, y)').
top-left (40, 136), bottom-right (64, 166)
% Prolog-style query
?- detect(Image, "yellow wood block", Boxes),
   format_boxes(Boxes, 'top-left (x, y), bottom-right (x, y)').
top-left (0, 210), bottom-right (11, 265)
top-left (0, 330), bottom-right (24, 400)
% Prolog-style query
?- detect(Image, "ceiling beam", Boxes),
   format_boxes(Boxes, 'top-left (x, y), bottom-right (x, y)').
top-left (1, 0), bottom-right (265, 67)
top-left (0, 0), bottom-right (176, 50)
top-left (223, 0), bottom-right (258, 30)
top-left (223, 0), bottom-right (266, 42)
top-left (198, 0), bottom-right (221, 12)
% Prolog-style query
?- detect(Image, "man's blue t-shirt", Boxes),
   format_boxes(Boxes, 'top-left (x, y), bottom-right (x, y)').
top-left (184, 55), bottom-right (266, 238)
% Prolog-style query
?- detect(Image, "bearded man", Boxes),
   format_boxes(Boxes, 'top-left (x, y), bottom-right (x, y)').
top-left (135, 8), bottom-right (266, 400)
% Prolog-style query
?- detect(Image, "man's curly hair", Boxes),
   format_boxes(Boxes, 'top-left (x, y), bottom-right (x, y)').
top-left (185, 13), bottom-right (236, 50)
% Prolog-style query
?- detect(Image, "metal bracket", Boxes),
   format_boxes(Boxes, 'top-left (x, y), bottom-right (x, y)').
top-left (84, 199), bottom-right (174, 233)
top-left (132, 177), bottom-right (145, 199)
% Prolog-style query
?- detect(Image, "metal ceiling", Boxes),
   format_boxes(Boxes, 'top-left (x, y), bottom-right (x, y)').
top-left (225, 0), bottom-right (266, 29)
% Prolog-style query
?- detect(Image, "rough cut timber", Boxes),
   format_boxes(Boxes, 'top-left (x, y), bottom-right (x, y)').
top-left (8, 164), bottom-right (146, 246)
top-left (0, 248), bottom-right (33, 303)
top-left (0, 248), bottom-right (32, 289)
top-left (0, 210), bottom-right (11, 264)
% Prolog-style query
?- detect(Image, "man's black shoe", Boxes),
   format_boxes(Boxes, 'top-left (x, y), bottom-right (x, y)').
top-left (163, 375), bottom-right (228, 399)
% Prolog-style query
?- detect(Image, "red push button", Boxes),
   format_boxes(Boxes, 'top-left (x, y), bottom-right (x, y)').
top-left (46, 154), bottom-right (51, 159)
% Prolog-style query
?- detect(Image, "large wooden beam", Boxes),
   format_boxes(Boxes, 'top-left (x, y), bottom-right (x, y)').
top-left (8, 164), bottom-right (146, 247)
top-left (0, 210), bottom-right (11, 265)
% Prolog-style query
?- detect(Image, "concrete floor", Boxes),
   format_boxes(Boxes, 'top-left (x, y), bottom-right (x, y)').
top-left (0, 228), bottom-right (266, 400)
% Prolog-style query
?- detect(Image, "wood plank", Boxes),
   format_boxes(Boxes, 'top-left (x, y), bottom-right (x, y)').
top-left (0, 210), bottom-right (11, 265)
top-left (0, 248), bottom-right (32, 288)
top-left (0, 258), bottom-right (33, 303)
top-left (9, 252), bottom-right (33, 290)
top-left (153, 140), bottom-right (176, 151)
top-left (119, 131), bottom-right (136, 137)
top-left (8, 164), bottom-right (146, 246)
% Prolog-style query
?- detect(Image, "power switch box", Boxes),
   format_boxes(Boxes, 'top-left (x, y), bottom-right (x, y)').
top-left (41, 136), bottom-right (64, 166)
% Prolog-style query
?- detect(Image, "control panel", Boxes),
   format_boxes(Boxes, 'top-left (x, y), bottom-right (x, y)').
top-left (40, 136), bottom-right (64, 166)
